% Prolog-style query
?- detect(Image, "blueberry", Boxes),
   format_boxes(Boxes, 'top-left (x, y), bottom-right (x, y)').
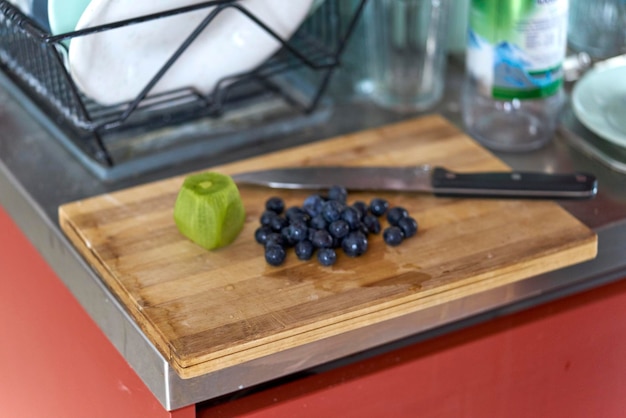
top-left (285, 206), bottom-right (303, 217)
top-left (280, 222), bottom-right (309, 247)
top-left (297, 213), bottom-right (313, 224)
top-left (310, 215), bottom-right (327, 230)
top-left (285, 206), bottom-right (310, 223)
top-left (317, 248), bottom-right (337, 266)
top-left (295, 240), bottom-right (314, 260)
top-left (265, 244), bottom-right (286, 266)
top-left (361, 222), bottom-right (373, 236)
top-left (341, 206), bottom-right (361, 230)
top-left (311, 229), bottom-right (334, 249)
top-left (341, 231), bottom-right (368, 257)
top-left (352, 201), bottom-right (368, 218)
top-left (265, 196), bottom-right (285, 214)
top-left (269, 215), bottom-right (288, 232)
top-left (362, 214), bottom-right (381, 234)
top-left (328, 220), bottom-right (350, 239)
top-left (328, 185), bottom-right (348, 203)
top-left (303, 194), bottom-right (325, 217)
top-left (397, 216), bottom-right (418, 238)
top-left (386, 206), bottom-right (409, 226)
top-left (289, 221), bottom-right (309, 241)
top-left (322, 200), bottom-right (344, 223)
top-left (369, 198), bottom-right (389, 217)
top-left (383, 226), bottom-right (404, 246)
top-left (260, 210), bottom-right (278, 226)
top-left (265, 232), bottom-right (286, 248)
top-left (257, 190), bottom-right (414, 266)
top-left (254, 225), bottom-right (273, 245)
top-left (281, 227), bottom-right (296, 247)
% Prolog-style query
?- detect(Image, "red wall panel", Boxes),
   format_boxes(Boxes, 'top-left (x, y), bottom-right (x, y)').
top-left (201, 273), bottom-right (626, 417)
top-left (0, 205), bottom-right (194, 418)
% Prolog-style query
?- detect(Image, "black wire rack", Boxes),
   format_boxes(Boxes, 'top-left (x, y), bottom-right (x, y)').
top-left (0, 0), bottom-right (366, 168)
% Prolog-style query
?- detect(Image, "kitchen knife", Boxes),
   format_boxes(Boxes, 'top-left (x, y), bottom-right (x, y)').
top-left (232, 166), bottom-right (598, 199)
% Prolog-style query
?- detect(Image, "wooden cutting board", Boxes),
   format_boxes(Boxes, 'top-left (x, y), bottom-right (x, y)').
top-left (59, 115), bottom-right (597, 379)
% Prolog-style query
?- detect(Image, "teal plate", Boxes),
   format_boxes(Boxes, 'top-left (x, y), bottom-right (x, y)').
top-left (48, 0), bottom-right (91, 35)
top-left (572, 65), bottom-right (626, 148)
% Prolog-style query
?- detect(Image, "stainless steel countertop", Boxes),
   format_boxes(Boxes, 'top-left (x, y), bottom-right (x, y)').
top-left (2, 61), bottom-right (626, 411)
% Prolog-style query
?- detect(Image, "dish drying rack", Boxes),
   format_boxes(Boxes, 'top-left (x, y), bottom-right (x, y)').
top-left (0, 0), bottom-right (366, 180)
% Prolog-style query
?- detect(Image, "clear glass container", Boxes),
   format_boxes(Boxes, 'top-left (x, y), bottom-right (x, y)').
top-left (353, 0), bottom-right (450, 112)
top-left (568, 0), bottom-right (626, 59)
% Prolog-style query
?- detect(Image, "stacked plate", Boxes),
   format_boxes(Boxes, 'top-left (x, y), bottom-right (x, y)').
top-left (44, 0), bottom-right (315, 105)
top-left (48, 0), bottom-right (90, 35)
top-left (571, 63), bottom-right (626, 148)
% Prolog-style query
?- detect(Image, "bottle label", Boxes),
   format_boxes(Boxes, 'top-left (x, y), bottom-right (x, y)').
top-left (467, 0), bottom-right (568, 100)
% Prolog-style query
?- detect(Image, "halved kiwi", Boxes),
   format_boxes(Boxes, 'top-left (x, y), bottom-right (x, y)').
top-left (174, 172), bottom-right (246, 250)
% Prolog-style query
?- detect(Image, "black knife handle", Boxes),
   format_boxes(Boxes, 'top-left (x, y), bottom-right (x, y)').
top-left (431, 167), bottom-right (598, 199)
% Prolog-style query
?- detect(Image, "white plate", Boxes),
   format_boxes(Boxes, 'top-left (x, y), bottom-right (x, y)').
top-left (572, 65), bottom-right (626, 147)
top-left (68, 0), bottom-right (314, 105)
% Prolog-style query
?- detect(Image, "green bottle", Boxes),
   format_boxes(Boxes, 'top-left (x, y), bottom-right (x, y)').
top-left (462, 0), bottom-right (569, 152)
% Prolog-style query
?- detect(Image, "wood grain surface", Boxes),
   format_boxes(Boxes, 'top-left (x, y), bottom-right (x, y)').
top-left (59, 115), bottom-right (597, 379)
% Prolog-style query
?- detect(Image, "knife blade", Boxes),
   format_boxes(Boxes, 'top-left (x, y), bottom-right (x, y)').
top-left (232, 166), bottom-right (598, 199)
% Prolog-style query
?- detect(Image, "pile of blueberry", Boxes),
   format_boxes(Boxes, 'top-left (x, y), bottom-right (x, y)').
top-left (254, 186), bottom-right (418, 267)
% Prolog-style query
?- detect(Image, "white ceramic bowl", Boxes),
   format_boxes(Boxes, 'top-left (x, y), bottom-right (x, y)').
top-left (68, 0), bottom-right (314, 105)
